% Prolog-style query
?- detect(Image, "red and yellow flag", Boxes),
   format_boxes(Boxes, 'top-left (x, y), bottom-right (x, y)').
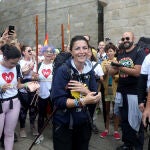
top-left (44, 33), bottom-right (48, 46)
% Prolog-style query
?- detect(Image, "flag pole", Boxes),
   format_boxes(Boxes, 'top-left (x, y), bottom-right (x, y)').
top-left (45, 0), bottom-right (47, 37)
top-left (67, 9), bottom-right (71, 46)
top-left (35, 15), bottom-right (39, 73)
top-left (44, 0), bottom-right (49, 46)
top-left (61, 24), bottom-right (64, 51)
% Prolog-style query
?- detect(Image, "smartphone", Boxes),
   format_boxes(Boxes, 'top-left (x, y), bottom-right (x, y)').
top-left (8, 25), bottom-right (15, 35)
top-left (111, 62), bottom-right (124, 67)
top-left (94, 92), bottom-right (98, 96)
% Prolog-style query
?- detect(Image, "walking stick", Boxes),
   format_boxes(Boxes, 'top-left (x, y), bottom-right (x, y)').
top-left (30, 15), bottom-right (39, 107)
top-left (61, 24), bottom-right (64, 51)
top-left (35, 15), bottom-right (39, 74)
top-left (28, 107), bottom-right (57, 150)
top-left (30, 91), bottom-right (39, 106)
top-left (67, 10), bottom-right (71, 46)
top-left (101, 84), bottom-right (106, 127)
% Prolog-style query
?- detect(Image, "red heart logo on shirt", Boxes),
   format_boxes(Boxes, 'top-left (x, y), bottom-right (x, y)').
top-left (42, 69), bottom-right (51, 78)
top-left (2, 72), bottom-right (14, 83)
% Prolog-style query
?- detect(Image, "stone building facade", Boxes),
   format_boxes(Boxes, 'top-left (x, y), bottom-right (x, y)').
top-left (0, 0), bottom-right (150, 48)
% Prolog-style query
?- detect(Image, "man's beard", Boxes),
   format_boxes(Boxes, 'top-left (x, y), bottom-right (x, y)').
top-left (118, 43), bottom-right (124, 50)
top-left (123, 41), bottom-right (133, 49)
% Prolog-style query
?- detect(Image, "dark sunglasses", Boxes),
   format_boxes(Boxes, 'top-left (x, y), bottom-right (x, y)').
top-left (121, 37), bottom-right (130, 41)
top-left (28, 49), bottom-right (33, 53)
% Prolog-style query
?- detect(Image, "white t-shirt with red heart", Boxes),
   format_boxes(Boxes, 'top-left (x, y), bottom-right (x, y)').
top-left (0, 64), bottom-right (18, 99)
top-left (34, 62), bottom-right (53, 99)
top-left (19, 59), bottom-right (33, 79)
top-left (19, 59), bottom-right (34, 93)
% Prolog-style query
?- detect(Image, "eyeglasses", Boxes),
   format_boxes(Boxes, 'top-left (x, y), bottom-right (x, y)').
top-left (121, 37), bottom-right (130, 41)
top-left (45, 50), bottom-right (54, 54)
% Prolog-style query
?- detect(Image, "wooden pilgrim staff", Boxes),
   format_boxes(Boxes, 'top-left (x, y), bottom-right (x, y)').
top-left (61, 24), bottom-right (64, 51)
top-left (36, 15), bottom-right (39, 73)
top-left (30, 15), bottom-right (39, 107)
top-left (67, 10), bottom-right (71, 46)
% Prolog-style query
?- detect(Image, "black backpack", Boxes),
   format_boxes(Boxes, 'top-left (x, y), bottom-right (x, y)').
top-left (136, 37), bottom-right (150, 55)
top-left (52, 51), bottom-right (72, 79)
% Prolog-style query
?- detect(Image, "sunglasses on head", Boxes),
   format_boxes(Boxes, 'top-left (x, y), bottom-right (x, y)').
top-left (121, 37), bottom-right (130, 41)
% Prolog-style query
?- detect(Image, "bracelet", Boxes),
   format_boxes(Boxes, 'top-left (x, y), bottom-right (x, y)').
top-left (24, 83), bottom-right (28, 89)
top-left (80, 98), bottom-right (86, 106)
top-left (74, 99), bottom-right (79, 107)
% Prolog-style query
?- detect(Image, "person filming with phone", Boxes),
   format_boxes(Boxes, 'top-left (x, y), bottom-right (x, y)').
top-left (109, 32), bottom-right (146, 150)
top-left (0, 26), bottom-right (20, 51)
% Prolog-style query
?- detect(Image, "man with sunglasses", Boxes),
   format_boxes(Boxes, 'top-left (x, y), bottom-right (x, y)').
top-left (109, 32), bottom-right (146, 150)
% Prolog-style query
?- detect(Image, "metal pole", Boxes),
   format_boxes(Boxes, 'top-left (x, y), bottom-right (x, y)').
top-left (45, 0), bottom-right (47, 37)
top-left (61, 24), bottom-right (64, 51)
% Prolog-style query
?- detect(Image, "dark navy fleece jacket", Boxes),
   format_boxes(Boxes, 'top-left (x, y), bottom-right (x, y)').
top-left (51, 58), bottom-right (98, 126)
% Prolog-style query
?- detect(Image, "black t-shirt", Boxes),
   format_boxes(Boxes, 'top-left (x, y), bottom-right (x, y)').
top-left (117, 47), bottom-right (146, 94)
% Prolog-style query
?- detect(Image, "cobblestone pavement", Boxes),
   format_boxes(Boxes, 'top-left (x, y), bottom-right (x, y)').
top-left (0, 112), bottom-right (149, 150)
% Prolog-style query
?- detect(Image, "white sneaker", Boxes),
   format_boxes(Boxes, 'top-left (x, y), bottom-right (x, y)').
top-left (35, 134), bottom-right (44, 144)
top-left (20, 128), bottom-right (27, 138)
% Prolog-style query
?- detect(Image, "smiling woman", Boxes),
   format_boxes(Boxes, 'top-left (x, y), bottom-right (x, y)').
top-left (51, 35), bottom-right (101, 150)
top-left (19, 45), bottom-right (39, 138)
top-left (71, 41), bottom-right (89, 71)
top-left (27, 45), bottom-right (57, 143)
top-left (0, 44), bottom-right (24, 150)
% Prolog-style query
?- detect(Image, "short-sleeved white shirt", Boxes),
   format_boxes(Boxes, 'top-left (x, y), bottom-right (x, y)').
top-left (0, 55), bottom-right (3, 62)
top-left (19, 59), bottom-right (33, 79)
top-left (34, 62), bottom-right (53, 99)
top-left (19, 59), bottom-right (34, 93)
top-left (140, 54), bottom-right (150, 89)
top-left (0, 65), bottom-right (18, 99)
top-left (92, 61), bottom-right (104, 77)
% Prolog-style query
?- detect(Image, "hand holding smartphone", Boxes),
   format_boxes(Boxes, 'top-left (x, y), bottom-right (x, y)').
top-left (93, 92), bottom-right (98, 96)
top-left (8, 25), bottom-right (15, 35)
top-left (111, 62), bottom-right (124, 67)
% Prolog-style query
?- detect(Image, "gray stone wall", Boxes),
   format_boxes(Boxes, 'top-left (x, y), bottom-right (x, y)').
top-left (0, 0), bottom-right (150, 48)
top-left (103, 0), bottom-right (150, 44)
top-left (0, 0), bottom-right (98, 48)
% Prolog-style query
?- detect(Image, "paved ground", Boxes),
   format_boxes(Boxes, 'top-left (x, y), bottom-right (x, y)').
top-left (0, 111), bottom-right (149, 150)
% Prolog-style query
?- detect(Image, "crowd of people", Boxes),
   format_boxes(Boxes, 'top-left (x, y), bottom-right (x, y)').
top-left (0, 26), bottom-right (150, 150)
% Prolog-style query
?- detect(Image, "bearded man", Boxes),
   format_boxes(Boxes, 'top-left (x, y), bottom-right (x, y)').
top-left (109, 32), bottom-right (146, 150)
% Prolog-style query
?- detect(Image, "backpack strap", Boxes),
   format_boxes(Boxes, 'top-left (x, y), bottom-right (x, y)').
top-left (16, 64), bottom-right (21, 80)
top-left (92, 62), bottom-right (99, 70)
top-left (38, 62), bottom-right (42, 71)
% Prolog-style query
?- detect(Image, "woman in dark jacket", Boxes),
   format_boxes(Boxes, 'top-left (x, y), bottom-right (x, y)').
top-left (51, 35), bottom-right (101, 150)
